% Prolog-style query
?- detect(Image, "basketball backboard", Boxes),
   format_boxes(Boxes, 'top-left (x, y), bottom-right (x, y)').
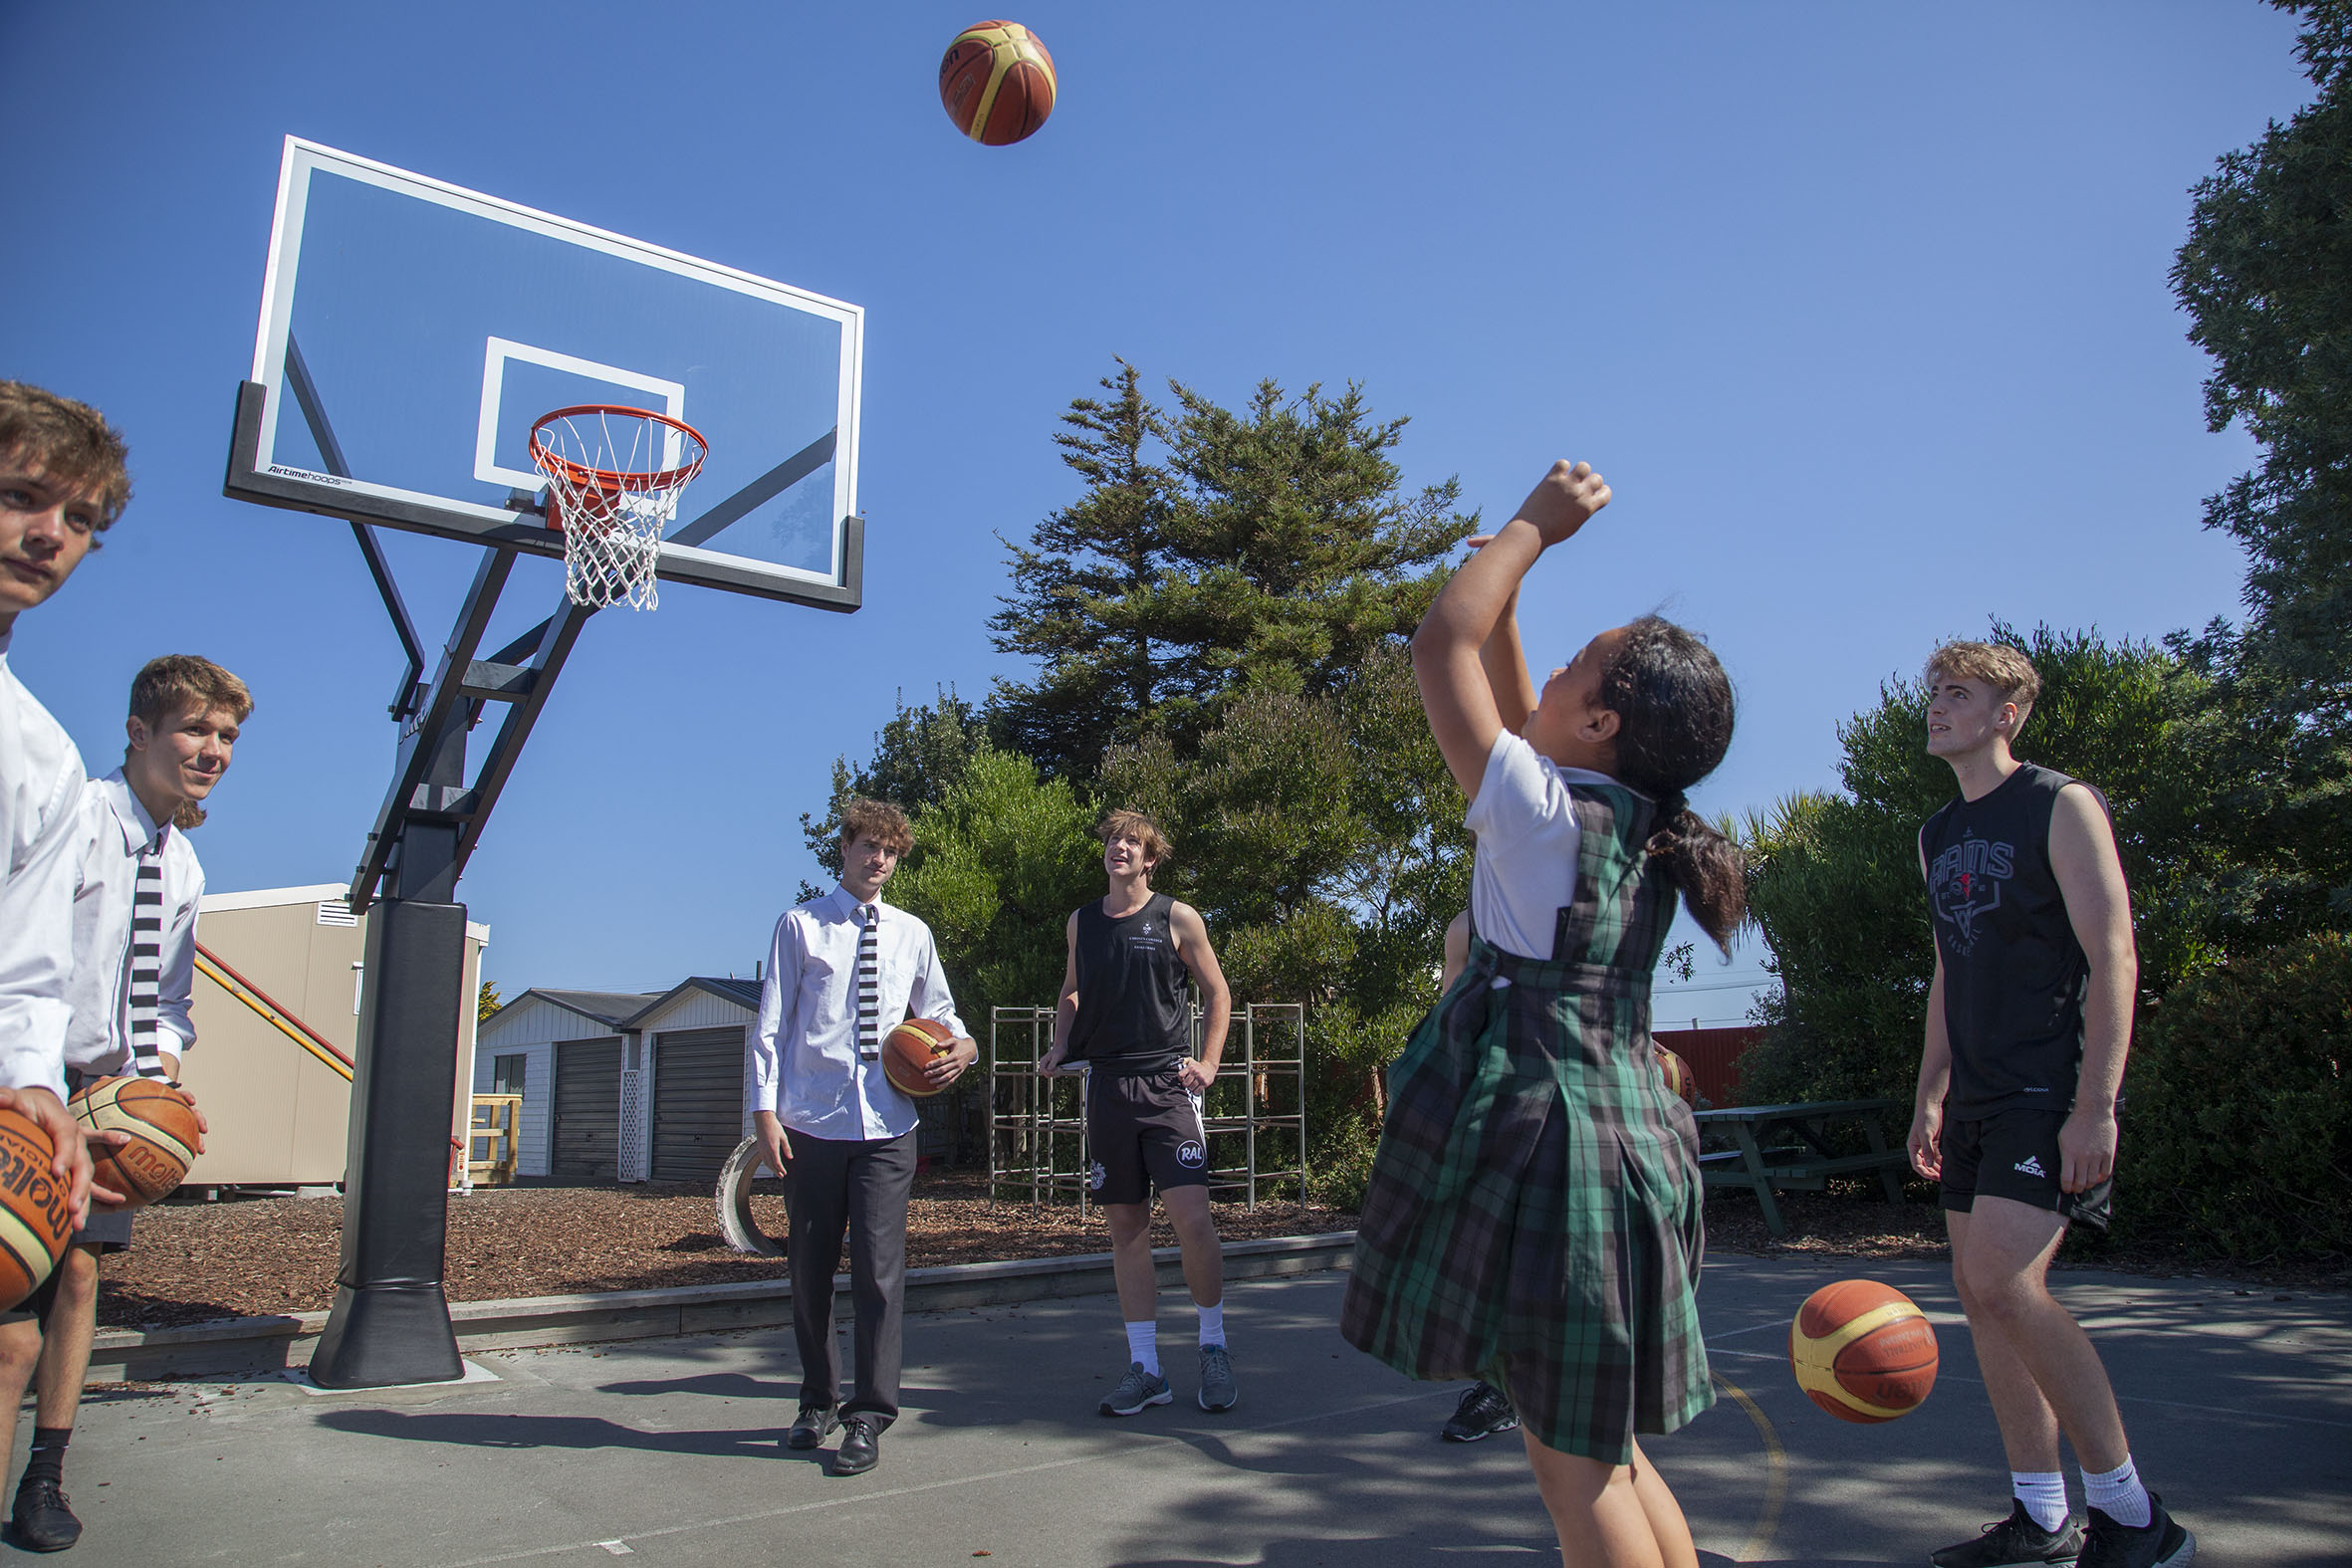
top-left (227, 137), bottom-right (862, 608)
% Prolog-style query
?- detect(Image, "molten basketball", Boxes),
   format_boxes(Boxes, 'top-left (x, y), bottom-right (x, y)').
top-left (1654, 1045), bottom-right (1695, 1103)
top-left (0, 1106), bottom-right (74, 1311)
top-left (939, 21), bottom-right (1057, 145)
top-left (71, 1077), bottom-right (200, 1208)
top-left (883, 1017), bottom-right (960, 1098)
top-left (1788, 1278), bottom-right (1939, 1423)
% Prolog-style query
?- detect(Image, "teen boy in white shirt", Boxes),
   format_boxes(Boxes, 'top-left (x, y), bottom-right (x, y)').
top-left (751, 798), bottom-right (976, 1476)
top-left (13, 657), bottom-right (238, 1551)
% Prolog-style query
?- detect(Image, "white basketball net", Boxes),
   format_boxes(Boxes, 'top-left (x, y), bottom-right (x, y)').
top-left (530, 408), bottom-right (707, 611)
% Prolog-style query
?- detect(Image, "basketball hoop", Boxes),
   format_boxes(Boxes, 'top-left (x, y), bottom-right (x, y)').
top-left (528, 405), bottom-right (708, 610)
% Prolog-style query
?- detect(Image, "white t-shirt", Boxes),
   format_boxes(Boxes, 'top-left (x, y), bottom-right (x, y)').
top-left (1463, 730), bottom-right (1630, 962)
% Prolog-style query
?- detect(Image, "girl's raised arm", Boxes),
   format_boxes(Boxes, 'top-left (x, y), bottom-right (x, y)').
top-left (1411, 461), bottom-right (1611, 799)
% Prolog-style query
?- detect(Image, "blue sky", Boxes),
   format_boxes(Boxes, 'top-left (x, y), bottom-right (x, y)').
top-left (2, 3), bottom-right (2306, 1017)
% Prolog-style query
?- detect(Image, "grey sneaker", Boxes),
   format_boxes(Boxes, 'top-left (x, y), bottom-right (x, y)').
top-left (1198, 1343), bottom-right (1238, 1412)
top-left (1930, 1500), bottom-right (2085, 1568)
top-left (1100, 1361), bottom-right (1173, 1417)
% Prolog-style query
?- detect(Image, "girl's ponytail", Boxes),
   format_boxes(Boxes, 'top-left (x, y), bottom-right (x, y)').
top-left (1598, 619), bottom-right (1746, 950)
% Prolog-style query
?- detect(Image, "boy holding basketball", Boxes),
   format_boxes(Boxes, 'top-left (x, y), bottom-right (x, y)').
top-left (0, 381), bottom-right (132, 1550)
top-left (1038, 810), bottom-right (1237, 1417)
top-left (751, 798), bottom-right (976, 1475)
top-left (10, 657), bottom-right (240, 1550)
top-left (1907, 641), bottom-right (2193, 1568)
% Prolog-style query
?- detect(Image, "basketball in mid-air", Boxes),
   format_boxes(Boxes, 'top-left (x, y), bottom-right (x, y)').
top-left (0, 1106), bottom-right (75, 1311)
top-left (1788, 1278), bottom-right (1940, 1423)
top-left (883, 1017), bottom-right (960, 1098)
top-left (72, 1076), bottom-right (202, 1208)
top-left (939, 21), bottom-right (1058, 145)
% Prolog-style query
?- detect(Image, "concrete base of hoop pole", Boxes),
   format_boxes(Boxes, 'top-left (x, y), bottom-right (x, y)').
top-left (307, 896), bottom-right (469, 1388)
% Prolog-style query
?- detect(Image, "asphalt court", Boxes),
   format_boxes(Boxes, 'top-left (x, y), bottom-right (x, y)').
top-left (29, 1250), bottom-right (2350, 1565)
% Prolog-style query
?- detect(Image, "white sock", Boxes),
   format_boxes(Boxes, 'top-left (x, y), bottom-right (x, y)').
top-left (1197, 1301), bottom-right (1225, 1349)
top-left (2010, 1470), bottom-right (2070, 1532)
top-left (1124, 1321), bottom-right (1160, 1377)
top-left (2082, 1456), bottom-right (2152, 1528)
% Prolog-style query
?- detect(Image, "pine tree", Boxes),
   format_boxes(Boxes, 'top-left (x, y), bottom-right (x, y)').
top-left (989, 362), bottom-right (1475, 779)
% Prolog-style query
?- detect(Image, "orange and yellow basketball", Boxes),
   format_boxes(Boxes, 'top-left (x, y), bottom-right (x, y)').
top-left (882, 1017), bottom-right (959, 1099)
top-left (0, 1106), bottom-right (75, 1310)
top-left (71, 1076), bottom-right (201, 1208)
top-left (939, 21), bottom-right (1058, 145)
top-left (1788, 1278), bottom-right (1939, 1423)
top-left (1654, 1044), bottom-right (1695, 1103)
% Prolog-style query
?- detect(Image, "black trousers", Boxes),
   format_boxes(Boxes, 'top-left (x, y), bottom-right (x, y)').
top-left (786, 1128), bottom-right (917, 1428)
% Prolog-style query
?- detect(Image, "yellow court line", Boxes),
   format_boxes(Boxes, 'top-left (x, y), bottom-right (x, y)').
top-left (1712, 1369), bottom-right (1785, 1563)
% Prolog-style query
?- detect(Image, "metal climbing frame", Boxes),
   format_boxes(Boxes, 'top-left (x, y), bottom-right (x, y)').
top-left (987, 1001), bottom-right (1308, 1215)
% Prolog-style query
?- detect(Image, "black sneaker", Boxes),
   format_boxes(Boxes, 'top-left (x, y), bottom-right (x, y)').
top-left (11, 1478), bottom-right (82, 1553)
top-left (1440, 1382), bottom-right (1519, 1443)
top-left (2078, 1496), bottom-right (2194, 1568)
top-left (1929, 1499), bottom-right (2083, 1568)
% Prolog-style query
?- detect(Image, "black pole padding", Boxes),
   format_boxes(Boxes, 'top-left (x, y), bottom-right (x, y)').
top-left (309, 897), bottom-right (470, 1388)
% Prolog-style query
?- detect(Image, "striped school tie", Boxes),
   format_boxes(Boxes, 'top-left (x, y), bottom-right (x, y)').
top-left (129, 835), bottom-right (167, 1077)
top-left (856, 903), bottom-right (881, 1061)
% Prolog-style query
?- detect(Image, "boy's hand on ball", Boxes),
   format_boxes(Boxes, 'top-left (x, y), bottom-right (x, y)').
top-left (3, 1087), bottom-right (96, 1225)
top-left (1514, 460), bottom-right (1611, 547)
top-left (82, 1129), bottom-right (132, 1209)
top-left (924, 1037), bottom-right (978, 1087)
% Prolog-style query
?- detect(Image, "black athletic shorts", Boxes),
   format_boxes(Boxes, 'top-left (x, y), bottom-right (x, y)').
top-left (1938, 1107), bottom-right (2112, 1232)
top-left (1084, 1066), bottom-right (1209, 1207)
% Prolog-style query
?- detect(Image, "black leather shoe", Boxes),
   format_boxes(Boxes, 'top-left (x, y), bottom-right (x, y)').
top-left (833, 1414), bottom-right (880, 1474)
top-left (785, 1404), bottom-right (838, 1452)
top-left (12, 1478), bottom-right (82, 1552)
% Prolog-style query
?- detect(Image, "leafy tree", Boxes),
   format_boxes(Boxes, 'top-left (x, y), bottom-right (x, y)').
top-left (798, 688), bottom-right (984, 898)
top-left (884, 746), bottom-right (1102, 1046)
top-left (1739, 624), bottom-right (2216, 1106)
top-left (2169, 0), bottom-right (2352, 935)
top-left (477, 980), bottom-right (502, 1023)
top-left (989, 362), bottom-right (1476, 778)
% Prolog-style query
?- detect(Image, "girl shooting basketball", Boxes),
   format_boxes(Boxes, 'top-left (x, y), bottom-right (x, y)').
top-left (1341, 460), bottom-right (1743, 1568)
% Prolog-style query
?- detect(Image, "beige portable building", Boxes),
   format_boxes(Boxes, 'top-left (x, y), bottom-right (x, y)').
top-left (178, 884), bottom-right (490, 1190)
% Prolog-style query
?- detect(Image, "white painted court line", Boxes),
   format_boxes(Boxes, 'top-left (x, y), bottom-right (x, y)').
top-left (436, 1388), bottom-right (1443, 1567)
top-left (1704, 1347), bottom-right (2352, 1430)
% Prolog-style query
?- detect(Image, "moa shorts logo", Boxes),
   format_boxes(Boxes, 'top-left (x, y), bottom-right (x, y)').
top-left (1177, 1140), bottom-right (1206, 1169)
top-left (1087, 1161), bottom-right (1107, 1190)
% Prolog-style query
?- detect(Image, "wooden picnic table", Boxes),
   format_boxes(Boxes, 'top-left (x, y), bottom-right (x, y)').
top-left (1693, 1098), bottom-right (1910, 1238)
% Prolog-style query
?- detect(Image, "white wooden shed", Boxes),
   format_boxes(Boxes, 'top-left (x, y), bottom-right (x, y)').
top-left (472, 989), bottom-right (659, 1181)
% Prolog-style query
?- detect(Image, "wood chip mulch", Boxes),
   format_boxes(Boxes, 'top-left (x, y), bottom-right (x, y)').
top-left (94, 1176), bottom-right (2344, 1332)
top-left (95, 1176), bottom-right (1355, 1330)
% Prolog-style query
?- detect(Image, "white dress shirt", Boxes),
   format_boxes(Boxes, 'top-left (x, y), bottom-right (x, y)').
top-left (0, 627), bottom-right (83, 1096)
top-left (753, 886), bottom-right (967, 1141)
top-left (64, 769), bottom-right (204, 1075)
top-left (1464, 729), bottom-right (1634, 961)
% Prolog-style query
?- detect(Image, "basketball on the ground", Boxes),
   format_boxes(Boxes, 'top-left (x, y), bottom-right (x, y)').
top-left (1788, 1278), bottom-right (1939, 1423)
top-left (1653, 1044), bottom-right (1695, 1103)
top-left (0, 1106), bottom-right (75, 1310)
top-left (883, 1017), bottom-right (960, 1098)
top-left (939, 21), bottom-right (1058, 145)
top-left (71, 1076), bottom-right (201, 1208)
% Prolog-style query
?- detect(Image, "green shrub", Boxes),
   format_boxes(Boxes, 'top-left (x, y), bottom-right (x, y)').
top-left (2115, 932), bottom-right (2350, 1263)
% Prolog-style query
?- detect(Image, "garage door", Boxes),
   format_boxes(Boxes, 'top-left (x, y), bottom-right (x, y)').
top-left (651, 1026), bottom-right (745, 1185)
top-left (552, 1035), bottom-right (622, 1183)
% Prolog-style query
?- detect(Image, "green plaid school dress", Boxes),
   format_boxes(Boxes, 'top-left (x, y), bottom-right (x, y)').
top-left (1340, 782), bottom-right (1711, 1463)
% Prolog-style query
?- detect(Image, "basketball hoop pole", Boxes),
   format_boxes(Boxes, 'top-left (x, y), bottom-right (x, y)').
top-left (309, 543), bottom-right (602, 1388)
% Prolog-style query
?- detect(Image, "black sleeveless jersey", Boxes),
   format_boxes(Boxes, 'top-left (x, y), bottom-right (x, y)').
top-left (1921, 763), bottom-right (2108, 1117)
top-left (1067, 892), bottom-right (1192, 1076)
